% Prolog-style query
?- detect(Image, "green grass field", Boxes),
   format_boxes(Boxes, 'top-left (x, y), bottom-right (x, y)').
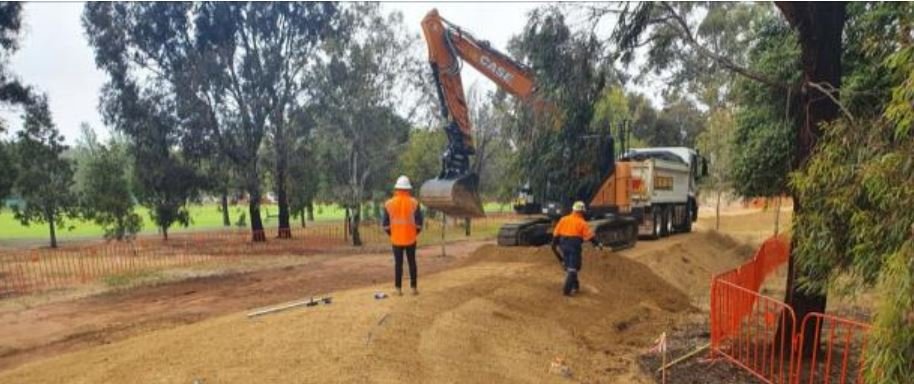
top-left (0, 202), bottom-right (512, 241)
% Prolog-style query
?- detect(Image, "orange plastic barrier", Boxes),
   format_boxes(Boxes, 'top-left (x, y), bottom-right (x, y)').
top-left (793, 313), bottom-right (871, 384)
top-left (711, 278), bottom-right (797, 384)
top-left (710, 236), bottom-right (875, 384)
top-left (713, 235), bottom-right (790, 339)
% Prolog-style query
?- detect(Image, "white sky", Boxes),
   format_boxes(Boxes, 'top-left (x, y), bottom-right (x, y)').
top-left (0, 2), bottom-right (659, 144)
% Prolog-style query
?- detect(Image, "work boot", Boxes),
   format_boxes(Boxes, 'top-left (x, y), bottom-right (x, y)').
top-left (411, 287), bottom-right (419, 296)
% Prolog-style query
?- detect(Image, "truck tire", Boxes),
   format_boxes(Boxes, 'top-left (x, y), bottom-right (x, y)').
top-left (651, 210), bottom-right (662, 239)
top-left (662, 206), bottom-right (673, 237)
top-left (684, 204), bottom-right (693, 233)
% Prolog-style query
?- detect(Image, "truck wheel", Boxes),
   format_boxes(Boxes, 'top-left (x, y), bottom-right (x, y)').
top-left (661, 206), bottom-right (672, 237)
top-left (684, 204), bottom-right (693, 233)
top-left (651, 210), bottom-right (662, 239)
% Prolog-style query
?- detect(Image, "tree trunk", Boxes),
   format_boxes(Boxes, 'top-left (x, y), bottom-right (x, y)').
top-left (47, 211), bottom-right (57, 249)
top-left (221, 191), bottom-right (230, 227)
top-left (715, 189), bottom-right (722, 231)
top-left (307, 201), bottom-right (314, 221)
top-left (465, 218), bottom-right (471, 237)
top-left (775, 1), bottom-right (846, 358)
top-left (276, 159), bottom-right (291, 239)
top-left (344, 207), bottom-right (350, 241)
top-left (161, 225), bottom-right (169, 241)
top-left (249, 195), bottom-right (266, 242)
top-left (300, 207), bottom-right (306, 228)
top-left (774, 196), bottom-right (782, 235)
top-left (351, 204), bottom-right (362, 246)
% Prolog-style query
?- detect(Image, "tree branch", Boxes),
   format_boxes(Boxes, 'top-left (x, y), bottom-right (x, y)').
top-left (660, 1), bottom-right (789, 89)
top-left (806, 81), bottom-right (855, 123)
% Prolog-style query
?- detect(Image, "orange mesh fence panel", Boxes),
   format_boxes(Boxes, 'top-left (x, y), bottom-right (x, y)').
top-left (793, 313), bottom-right (871, 384)
top-left (714, 235), bottom-right (790, 339)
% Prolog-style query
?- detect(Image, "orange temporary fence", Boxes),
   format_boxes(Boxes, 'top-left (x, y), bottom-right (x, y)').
top-left (713, 235), bottom-right (791, 340)
top-left (711, 278), bottom-right (797, 384)
top-left (710, 235), bottom-right (875, 384)
top-left (793, 313), bottom-right (871, 384)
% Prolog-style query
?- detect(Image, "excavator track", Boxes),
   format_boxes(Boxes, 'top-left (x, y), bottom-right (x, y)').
top-left (588, 215), bottom-right (638, 251)
top-left (497, 216), bottom-right (552, 246)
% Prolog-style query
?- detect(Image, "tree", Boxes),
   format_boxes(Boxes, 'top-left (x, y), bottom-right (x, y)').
top-left (0, 140), bottom-right (14, 206)
top-left (696, 108), bottom-right (735, 230)
top-left (0, 2), bottom-right (32, 114)
top-left (504, 7), bottom-right (611, 207)
top-left (397, 128), bottom-right (446, 189)
top-left (77, 129), bottom-right (142, 241)
top-left (0, 2), bottom-right (33, 205)
top-left (602, 0), bottom-right (849, 356)
top-left (11, 95), bottom-right (78, 248)
top-left (787, 5), bottom-right (914, 382)
top-left (192, 2), bottom-right (338, 240)
top-left (83, 2), bottom-right (339, 241)
top-left (84, 3), bottom-right (207, 240)
top-left (313, 4), bottom-right (415, 246)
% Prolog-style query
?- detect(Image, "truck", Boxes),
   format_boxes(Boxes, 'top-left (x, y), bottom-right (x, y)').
top-left (622, 147), bottom-right (705, 238)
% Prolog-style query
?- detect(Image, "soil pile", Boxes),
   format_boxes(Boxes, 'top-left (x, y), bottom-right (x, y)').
top-left (0, 244), bottom-right (693, 383)
top-left (624, 232), bottom-right (754, 309)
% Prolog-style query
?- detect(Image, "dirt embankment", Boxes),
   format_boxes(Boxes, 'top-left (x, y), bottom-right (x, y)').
top-left (0, 241), bottom-right (701, 383)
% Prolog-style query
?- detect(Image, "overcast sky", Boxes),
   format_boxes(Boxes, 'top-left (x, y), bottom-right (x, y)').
top-left (1, 2), bottom-right (649, 144)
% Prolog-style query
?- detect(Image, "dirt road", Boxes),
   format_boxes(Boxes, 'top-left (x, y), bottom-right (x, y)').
top-left (0, 240), bottom-right (486, 373)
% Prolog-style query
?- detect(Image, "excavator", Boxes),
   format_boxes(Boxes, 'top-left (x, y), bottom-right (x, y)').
top-left (418, 9), bottom-right (639, 250)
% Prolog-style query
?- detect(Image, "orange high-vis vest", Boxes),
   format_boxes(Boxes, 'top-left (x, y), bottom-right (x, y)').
top-left (552, 212), bottom-right (594, 241)
top-left (385, 191), bottom-right (420, 246)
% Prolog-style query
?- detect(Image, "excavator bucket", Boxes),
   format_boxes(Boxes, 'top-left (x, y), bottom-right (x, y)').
top-left (419, 173), bottom-right (486, 218)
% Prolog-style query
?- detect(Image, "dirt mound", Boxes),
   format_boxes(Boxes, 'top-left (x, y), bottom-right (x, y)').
top-left (0, 243), bottom-right (694, 383)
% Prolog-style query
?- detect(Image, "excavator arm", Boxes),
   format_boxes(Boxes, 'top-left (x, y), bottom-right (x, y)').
top-left (418, 9), bottom-right (538, 218)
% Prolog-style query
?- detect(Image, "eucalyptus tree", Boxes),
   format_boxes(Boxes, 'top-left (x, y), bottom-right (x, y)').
top-left (312, 4), bottom-right (415, 246)
top-left (10, 96), bottom-right (78, 248)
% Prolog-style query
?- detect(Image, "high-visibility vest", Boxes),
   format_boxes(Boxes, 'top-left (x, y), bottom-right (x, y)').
top-left (552, 212), bottom-right (594, 241)
top-left (385, 191), bottom-right (420, 246)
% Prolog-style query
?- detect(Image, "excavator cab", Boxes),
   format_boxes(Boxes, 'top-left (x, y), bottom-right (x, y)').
top-left (419, 173), bottom-right (485, 218)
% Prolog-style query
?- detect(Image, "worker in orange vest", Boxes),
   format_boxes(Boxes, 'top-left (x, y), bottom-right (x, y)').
top-left (551, 201), bottom-right (603, 296)
top-left (382, 175), bottom-right (424, 296)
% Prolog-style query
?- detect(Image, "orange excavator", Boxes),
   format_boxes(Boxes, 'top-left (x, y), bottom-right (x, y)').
top-left (419, 9), bottom-right (639, 249)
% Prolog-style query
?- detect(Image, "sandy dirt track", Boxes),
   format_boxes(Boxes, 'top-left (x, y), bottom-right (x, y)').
top-left (0, 229), bottom-right (755, 384)
top-left (0, 241), bottom-right (487, 373)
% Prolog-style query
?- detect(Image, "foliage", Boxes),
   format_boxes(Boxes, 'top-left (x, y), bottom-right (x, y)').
top-left (729, 14), bottom-right (799, 198)
top-left (789, 9), bottom-right (914, 377)
top-left (78, 133), bottom-right (142, 240)
top-left (505, 7), bottom-right (610, 206)
top-left (10, 95), bottom-right (78, 248)
top-left (0, 2), bottom-right (32, 125)
top-left (397, 128), bottom-right (446, 190)
top-left (83, 2), bottom-right (339, 239)
top-left (696, 107), bottom-right (735, 190)
top-left (311, 3), bottom-right (415, 244)
top-left (0, 139), bottom-right (14, 205)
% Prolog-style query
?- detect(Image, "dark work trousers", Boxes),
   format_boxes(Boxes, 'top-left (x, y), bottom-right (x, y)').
top-left (393, 244), bottom-right (418, 289)
top-left (560, 245), bottom-right (582, 295)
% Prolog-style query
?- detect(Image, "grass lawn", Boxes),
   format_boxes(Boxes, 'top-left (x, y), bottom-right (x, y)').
top-left (0, 201), bottom-right (513, 241)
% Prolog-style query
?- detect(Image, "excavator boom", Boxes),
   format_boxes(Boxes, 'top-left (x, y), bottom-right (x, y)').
top-left (418, 9), bottom-right (537, 218)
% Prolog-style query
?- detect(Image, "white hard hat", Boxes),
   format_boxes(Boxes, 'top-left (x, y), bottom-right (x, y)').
top-left (572, 201), bottom-right (586, 212)
top-left (394, 175), bottom-right (412, 190)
